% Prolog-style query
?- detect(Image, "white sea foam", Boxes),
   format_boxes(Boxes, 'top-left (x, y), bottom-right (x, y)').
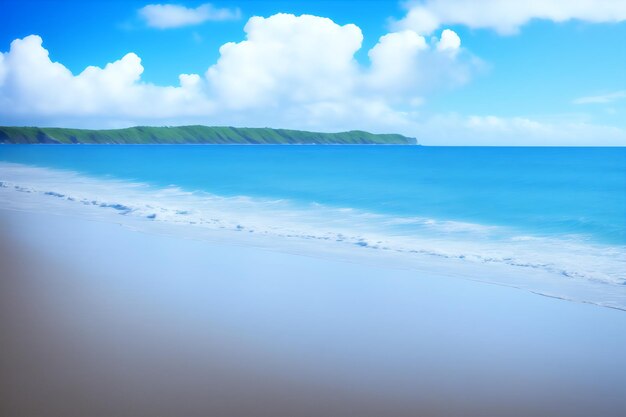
top-left (1, 162), bottom-right (625, 310)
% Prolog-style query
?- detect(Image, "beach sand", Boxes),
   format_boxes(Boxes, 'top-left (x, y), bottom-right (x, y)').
top-left (2, 208), bottom-right (626, 417)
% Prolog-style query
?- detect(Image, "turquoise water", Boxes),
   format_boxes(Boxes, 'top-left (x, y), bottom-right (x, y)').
top-left (1, 145), bottom-right (624, 245)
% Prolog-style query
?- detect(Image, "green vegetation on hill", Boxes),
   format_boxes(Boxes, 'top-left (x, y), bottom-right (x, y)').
top-left (0, 126), bottom-right (417, 145)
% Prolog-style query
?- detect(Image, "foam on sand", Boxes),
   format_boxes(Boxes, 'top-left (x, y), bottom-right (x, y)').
top-left (1, 161), bottom-right (625, 310)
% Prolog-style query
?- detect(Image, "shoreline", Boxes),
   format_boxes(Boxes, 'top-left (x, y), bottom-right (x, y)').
top-left (1, 161), bottom-right (625, 311)
top-left (2, 208), bottom-right (626, 416)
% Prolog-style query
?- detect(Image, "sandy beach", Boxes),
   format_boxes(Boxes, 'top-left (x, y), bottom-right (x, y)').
top-left (2, 207), bottom-right (626, 417)
top-left (2, 0), bottom-right (626, 415)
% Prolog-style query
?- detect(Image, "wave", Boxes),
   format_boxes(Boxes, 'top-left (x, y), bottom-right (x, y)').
top-left (1, 162), bottom-right (625, 310)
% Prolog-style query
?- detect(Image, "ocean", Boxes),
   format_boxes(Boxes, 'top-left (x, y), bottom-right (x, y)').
top-left (1, 145), bottom-right (625, 308)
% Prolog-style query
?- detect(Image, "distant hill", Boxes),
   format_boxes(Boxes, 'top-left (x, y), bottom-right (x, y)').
top-left (0, 126), bottom-right (417, 145)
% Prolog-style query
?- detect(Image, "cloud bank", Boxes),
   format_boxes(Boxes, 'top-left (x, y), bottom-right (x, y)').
top-left (0, 13), bottom-right (623, 145)
top-left (0, 35), bottom-right (213, 121)
top-left (139, 3), bottom-right (241, 28)
top-left (0, 14), bottom-right (475, 131)
top-left (394, 0), bottom-right (626, 34)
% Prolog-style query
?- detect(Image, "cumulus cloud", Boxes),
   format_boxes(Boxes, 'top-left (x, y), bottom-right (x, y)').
top-left (206, 14), bottom-right (363, 109)
top-left (0, 32), bottom-right (622, 146)
top-left (0, 35), bottom-right (213, 120)
top-left (366, 28), bottom-right (473, 104)
top-left (573, 90), bottom-right (626, 105)
top-left (394, 0), bottom-right (626, 34)
top-left (0, 14), bottom-right (478, 133)
top-left (139, 3), bottom-right (241, 29)
top-left (367, 30), bottom-right (428, 92)
top-left (4, 14), bottom-right (619, 145)
top-left (437, 29), bottom-right (460, 52)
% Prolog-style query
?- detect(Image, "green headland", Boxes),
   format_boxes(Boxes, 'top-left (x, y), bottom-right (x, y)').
top-left (0, 126), bottom-right (417, 145)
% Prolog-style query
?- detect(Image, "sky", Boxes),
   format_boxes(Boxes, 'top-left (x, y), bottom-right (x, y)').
top-left (0, 0), bottom-right (625, 145)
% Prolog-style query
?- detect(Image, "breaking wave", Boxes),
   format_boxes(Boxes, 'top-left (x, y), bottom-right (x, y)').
top-left (1, 162), bottom-right (625, 310)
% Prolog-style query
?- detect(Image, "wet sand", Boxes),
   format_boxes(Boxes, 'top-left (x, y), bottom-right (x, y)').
top-left (2, 208), bottom-right (626, 417)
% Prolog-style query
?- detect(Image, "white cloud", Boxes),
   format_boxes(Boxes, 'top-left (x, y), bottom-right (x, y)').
top-left (202, 14), bottom-right (471, 129)
top-left (437, 29), bottom-right (460, 52)
top-left (2, 14), bottom-right (622, 145)
top-left (394, 0), bottom-right (626, 35)
top-left (0, 52), bottom-right (6, 88)
top-left (367, 30), bottom-right (428, 92)
top-left (139, 3), bottom-right (241, 29)
top-left (0, 14), bottom-right (477, 130)
top-left (573, 90), bottom-right (626, 105)
top-left (0, 35), bottom-right (213, 119)
top-left (366, 28), bottom-right (473, 102)
top-left (410, 114), bottom-right (626, 146)
top-left (206, 14), bottom-right (363, 109)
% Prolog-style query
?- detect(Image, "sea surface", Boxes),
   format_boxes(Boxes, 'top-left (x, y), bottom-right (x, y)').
top-left (1, 145), bottom-right (625, 308)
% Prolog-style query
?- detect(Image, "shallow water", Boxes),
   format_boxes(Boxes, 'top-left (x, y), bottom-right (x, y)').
top-left (1, 145), bottom-right (624, 242)
top-left (0, 145), bottom-right (625, 307)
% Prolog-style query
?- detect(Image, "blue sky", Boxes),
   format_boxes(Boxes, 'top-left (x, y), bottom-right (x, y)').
top-left (1, 0), bottom-right (625, 145)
